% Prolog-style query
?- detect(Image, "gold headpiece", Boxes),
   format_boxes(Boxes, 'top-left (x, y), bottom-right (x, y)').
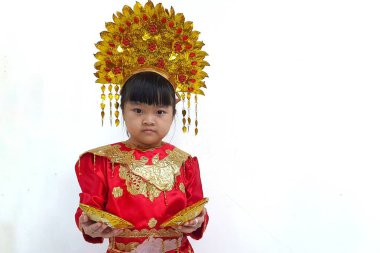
top-left (94, 1), bottom-right (209, 135)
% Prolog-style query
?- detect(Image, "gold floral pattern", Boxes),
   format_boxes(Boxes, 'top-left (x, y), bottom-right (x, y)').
top-left (112, 186), bottom-right (123, 198)
top-left (148, 218), bottom-right (158, 228)
top-left (119, 165), bottom-right (162, 201)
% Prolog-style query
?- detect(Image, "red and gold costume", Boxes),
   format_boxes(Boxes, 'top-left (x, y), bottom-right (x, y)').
top-left (75, 141), bottom-right (208, 252)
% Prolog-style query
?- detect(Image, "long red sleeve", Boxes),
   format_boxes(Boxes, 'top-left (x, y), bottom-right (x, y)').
top-left (183, 157), bottom-right (209, 240)
top-left (75, 152), bottom-right (109, 244)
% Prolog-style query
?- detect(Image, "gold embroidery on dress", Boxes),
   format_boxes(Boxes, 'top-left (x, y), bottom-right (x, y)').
top-left (179, 183), bottom-right (186, 193)
top-left (86, 143), bottom-right (189, 167)
top-left (148, 218), bottom-right (158, 228)
top-left (120, 149), bottom-right (189, 202)
top-left (115, 242), bottom-right (140, 252)
top-left (129, 149), bottom-right (189, 191)
top-left (112, 187), bottom-right (123, 198)
top-left (118, 228), bottom-right (182, 238)
top-left (87, 143), bottom-right (190, 202)
top-left (87, 144), bottom-right (128, 164)
top-left (119, 165), bottom-right (162, 201)
top-left (108, 238), bottom-right (140, 253)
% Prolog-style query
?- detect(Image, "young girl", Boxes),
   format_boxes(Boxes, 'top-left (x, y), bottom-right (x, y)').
top-left (75, 71), bottom-right (209, 253)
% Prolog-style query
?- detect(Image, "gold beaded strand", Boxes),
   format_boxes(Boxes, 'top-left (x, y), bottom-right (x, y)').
top-left (108, 84), bottom-right (113, 126)
top-left (181, 93), bottom-right (187, 133)
top-left (114, 84), bottom-right (120, 126)
top-left (100, 85), bottom-right (106, 126)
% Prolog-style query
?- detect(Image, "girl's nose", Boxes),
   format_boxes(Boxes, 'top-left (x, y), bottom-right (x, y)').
top-left (142, 115), bottom-right (155, 125)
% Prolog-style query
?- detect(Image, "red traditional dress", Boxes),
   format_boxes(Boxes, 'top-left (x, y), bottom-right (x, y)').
top-left (75, 141), bottom-right (208, 253)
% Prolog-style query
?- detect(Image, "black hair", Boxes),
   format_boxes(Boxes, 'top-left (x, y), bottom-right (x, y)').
top-left (120, 71), bottom-right (176, 115)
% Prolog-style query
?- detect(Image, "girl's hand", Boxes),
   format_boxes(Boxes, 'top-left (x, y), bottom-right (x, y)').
top-left (79, 213), bottom-right (123, 238)
top-left (174, 208), bottom-right (207, 234)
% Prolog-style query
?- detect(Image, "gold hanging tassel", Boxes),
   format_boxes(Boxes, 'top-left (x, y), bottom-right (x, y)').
top-left (108, 84), bottom-right (113, 126)
top-left (181, 93), bottom-right (187, 133)
top-left (111, 162), bottom-right (115, 177)
top-left (195, 94), bottom-right (198, 135)
top-left (100, 85), bottom-right (106, 126)
top-left (187, 93), bottom-right (191, 132)
top-left (114, 84), bottom-right (120, 126)
top-left (164, 191), bottom-right (168, 206)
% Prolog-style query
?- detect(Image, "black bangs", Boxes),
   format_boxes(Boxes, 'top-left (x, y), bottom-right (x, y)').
top-left (120, 71), bottom-right (176, 110)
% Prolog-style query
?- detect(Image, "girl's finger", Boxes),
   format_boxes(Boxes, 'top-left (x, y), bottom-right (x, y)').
top-left (83, 214), bottom-right (89, 222)
top-left (177, 227), bottom-right (195, 234)
top-left (102, 229), bottom-right (123, 238)
top-left (89, 222), bottom-right (103, 233)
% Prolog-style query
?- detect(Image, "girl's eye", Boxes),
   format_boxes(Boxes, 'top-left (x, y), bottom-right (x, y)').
top-left (133, 108), bottom-right (142, 114)
top-left (157, 110), bottom-right (167, 115)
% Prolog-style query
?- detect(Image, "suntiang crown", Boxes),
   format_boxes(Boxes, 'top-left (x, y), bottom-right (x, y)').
top-left (94, 1), bottom-right (209, 134)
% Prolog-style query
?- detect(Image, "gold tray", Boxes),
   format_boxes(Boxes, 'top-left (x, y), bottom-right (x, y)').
top-left (160, 198), bottom-right (208, 228)
top-left (79, 203), bottom-right (134, 229)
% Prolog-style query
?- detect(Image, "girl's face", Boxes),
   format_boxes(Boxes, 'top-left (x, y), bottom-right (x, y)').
top-left (123, 102), bottom-right (174, 148)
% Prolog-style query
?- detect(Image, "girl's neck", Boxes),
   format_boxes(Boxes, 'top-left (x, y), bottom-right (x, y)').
top-left (125, 138), bottom-right (165, 151)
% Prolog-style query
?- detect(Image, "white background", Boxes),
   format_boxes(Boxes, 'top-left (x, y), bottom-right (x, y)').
top-left (1, 0), bottom-right (380, 252)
